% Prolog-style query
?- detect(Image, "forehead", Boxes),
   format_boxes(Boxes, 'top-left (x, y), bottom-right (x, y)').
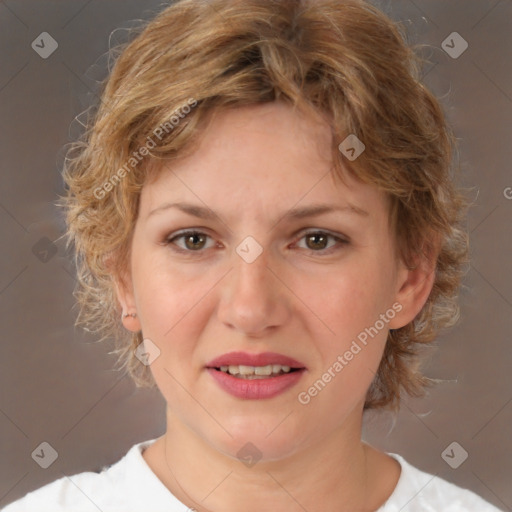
top-left (139, 102), bottom-right (388, 222)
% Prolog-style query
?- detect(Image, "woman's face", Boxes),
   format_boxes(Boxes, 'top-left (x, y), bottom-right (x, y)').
top-left (121, 101), bottom-right (416, 460)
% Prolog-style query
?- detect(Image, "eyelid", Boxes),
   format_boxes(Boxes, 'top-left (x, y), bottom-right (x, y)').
top-left (164, 229), bottom-right (218, 252)
top-left (164, 227), bottom-right (349, 255)
top-left (293, 229), bottom-right (349, 252)
top-left (295, 228), bottom-right (350, 243)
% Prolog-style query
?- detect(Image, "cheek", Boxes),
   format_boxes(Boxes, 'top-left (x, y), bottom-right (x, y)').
top-left (130, 267), bottom-right (212, 394)
top-left (133, 264), bottom-right (212, 405)
top-left (294, 257), bottom-right (392, 399)
top-left (299, 259), bottom-right (390, 343)
top-left (131, 250), bottom-right (209, 336)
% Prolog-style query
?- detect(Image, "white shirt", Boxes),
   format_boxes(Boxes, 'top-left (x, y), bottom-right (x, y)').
top-left (1, 438), bottom-right (503, 512)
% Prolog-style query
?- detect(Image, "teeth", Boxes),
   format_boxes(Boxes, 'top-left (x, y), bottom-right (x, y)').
top-left (228, 365), bottom-right (239, 375)
top-left (239, 365), bottom-right (254, 375)
top-left (218, 364), bottom-right (294, 378)
top-left (255, 365), bottom-right (272, 376)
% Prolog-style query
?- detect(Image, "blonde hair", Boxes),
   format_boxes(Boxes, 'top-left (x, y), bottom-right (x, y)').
top-left (61, 0), bottom-right (470, 410)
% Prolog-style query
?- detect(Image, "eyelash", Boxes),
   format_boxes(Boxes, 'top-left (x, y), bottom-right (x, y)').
top-left (163, 229), bottom-right (349, 256)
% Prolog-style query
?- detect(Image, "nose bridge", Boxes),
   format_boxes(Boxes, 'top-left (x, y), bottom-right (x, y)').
top-left (231, 242), bottom-right (274, 305)
top-left (217, 240), bottom-right (288, 335)
top-left (232, 229), bottom-right (273, 289)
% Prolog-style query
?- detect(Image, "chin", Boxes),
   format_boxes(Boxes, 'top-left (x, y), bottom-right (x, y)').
top-left (203, 414), bottom-right (311, 464)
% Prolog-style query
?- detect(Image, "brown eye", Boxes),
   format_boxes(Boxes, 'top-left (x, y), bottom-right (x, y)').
top-left (305, 233), bottom-right (329, 250)
top-left (296, 230), bottom-right (349, 254)
top-left (183, 232), bottom-right (207, 250)
top-left (166, 231), bottom-right (214, 252)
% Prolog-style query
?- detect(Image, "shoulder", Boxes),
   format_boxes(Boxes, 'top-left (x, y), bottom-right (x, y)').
top-left (378, 453), bottom-right (504, 512)
top-left (0, 438), bottom-right (187, 512)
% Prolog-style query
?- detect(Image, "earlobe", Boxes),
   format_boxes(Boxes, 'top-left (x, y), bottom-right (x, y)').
top-left (112, 269), bottom-right (142, 333)
top-left (121, 310), bottom-right (141, 332)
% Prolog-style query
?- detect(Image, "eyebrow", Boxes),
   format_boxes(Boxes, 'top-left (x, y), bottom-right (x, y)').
top-left (147, 201), bottom-right (369, 222)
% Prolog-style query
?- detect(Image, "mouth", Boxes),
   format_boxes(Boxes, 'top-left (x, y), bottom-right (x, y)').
top-left (211, 364), bottom-right (301, 379)
top-left (205, 351), bottom-right (306, 399)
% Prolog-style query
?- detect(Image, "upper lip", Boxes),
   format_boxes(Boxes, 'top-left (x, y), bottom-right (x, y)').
top-left (206, 351), bottom-right (306, 369)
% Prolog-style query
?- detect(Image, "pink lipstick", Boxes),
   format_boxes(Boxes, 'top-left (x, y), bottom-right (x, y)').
top-left (205, 351), bottom-right (306, 400)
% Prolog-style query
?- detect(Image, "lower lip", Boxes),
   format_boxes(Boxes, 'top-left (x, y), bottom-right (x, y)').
top-left (206, 368), bottom-right (305, 399)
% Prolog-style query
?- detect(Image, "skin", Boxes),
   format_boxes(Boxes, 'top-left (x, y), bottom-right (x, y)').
top-left (116, 101), bottom-right (437, 511)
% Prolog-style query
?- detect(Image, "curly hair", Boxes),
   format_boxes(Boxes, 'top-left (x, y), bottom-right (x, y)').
top-left (60, 0), bottom-right (470, 411)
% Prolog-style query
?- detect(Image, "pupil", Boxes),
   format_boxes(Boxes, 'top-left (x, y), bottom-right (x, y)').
top-left (186, 233), bottom-right (205, 250)
top-left (308, 233), bottom-right (326, 250)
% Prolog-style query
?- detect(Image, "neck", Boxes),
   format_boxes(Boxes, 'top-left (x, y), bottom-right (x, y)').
top-left (142, 403), bottom-right (398, 512)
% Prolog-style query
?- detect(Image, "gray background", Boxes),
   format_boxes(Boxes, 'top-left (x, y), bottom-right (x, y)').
top-left (0, 0), bottom-right (511, 510)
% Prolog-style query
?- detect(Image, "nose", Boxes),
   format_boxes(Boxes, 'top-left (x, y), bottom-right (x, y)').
top-left (216, 246), bottom-right (291, 337)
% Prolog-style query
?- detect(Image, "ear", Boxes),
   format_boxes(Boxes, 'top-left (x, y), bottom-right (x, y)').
top-left (106, 254), bottom-right (142, 333)
top-left (388, 235), bottom-right (441, 330)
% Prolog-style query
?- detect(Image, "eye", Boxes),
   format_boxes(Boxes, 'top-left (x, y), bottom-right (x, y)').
top-left (163, 229), bottom-right (349, 255)
top-left (165, 230), bottom-right (217, 253)
top-left (295, 230), bottom-right (349, 254)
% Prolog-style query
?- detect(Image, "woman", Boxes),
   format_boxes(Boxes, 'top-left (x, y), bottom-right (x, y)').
top-left (2, 0), bottom-right (503, 510)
